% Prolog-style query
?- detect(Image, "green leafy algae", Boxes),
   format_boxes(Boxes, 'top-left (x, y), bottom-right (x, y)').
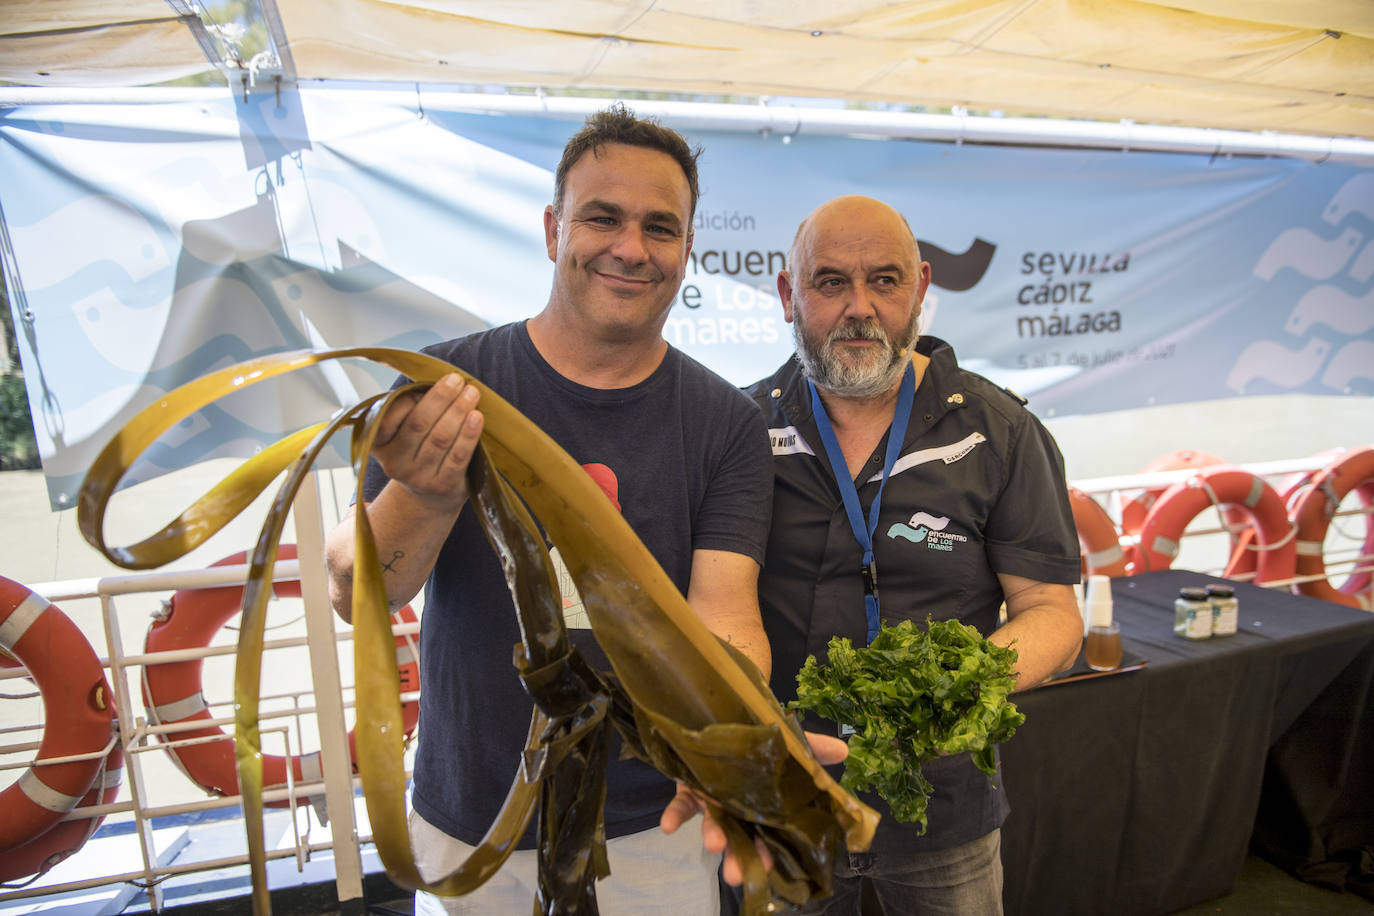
top-left (792, 618), bottom-right (1024, 832)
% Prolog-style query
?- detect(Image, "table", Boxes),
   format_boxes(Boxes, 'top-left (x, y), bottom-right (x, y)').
top-left (999, 570), bottom-right (1374, 915)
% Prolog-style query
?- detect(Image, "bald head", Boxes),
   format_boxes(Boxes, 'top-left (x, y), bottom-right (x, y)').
top-left (788, 195), bottom-right (921, 275)
top-left (779, 195), bottom-right (931, 400)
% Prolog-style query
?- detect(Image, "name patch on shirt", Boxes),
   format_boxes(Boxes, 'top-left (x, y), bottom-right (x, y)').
top-left (769, 426), bottom-right (816, 457)
top-left (867, 432), bottom-right (987, 483)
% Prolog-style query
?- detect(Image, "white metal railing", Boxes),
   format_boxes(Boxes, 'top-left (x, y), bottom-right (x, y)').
top-left (0, 576), bottom-right (417, 909)
top-left (0, 480), bottom-right (416, 911)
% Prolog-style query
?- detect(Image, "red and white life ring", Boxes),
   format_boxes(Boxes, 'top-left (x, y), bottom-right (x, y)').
top-left (1288, 446), bottom-right (1374, 608)
top-left (142, 545), bottom-right (420, 804)
top-left (0, 578), bottom-right (116, 856)
top-left (1069, 487), bottom-right (1129, 577)
top-left (1120, 450), bottom-right (1263, 576)
top-left (1135, 467), bottom-right (1297, 585)
top-left (1, 743), bottom-right (123, 882)
top-left (1220, 462), bottom-right (1326, 580)
top-left (1120, 450), bottom-right (1232, 533)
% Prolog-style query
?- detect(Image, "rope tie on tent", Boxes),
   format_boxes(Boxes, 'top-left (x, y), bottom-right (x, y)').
top-left (75, 347), bottom-right (877, 916)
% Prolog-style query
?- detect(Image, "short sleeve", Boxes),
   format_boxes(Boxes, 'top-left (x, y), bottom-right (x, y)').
top-left (984, 413), bottom-right (1081, 584)
top-left (691, 395), bottom-right (774, 566)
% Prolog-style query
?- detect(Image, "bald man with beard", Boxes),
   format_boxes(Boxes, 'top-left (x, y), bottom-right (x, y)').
top-left (743, 196), bottom-right (1084, 915)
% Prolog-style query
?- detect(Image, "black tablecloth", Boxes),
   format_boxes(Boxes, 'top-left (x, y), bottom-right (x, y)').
top-left (1000, 570), bottom-right (1374, 915)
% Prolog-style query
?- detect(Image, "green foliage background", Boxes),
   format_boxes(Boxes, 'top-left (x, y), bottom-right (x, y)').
top-left (0, 276), bottom-right (39, 470)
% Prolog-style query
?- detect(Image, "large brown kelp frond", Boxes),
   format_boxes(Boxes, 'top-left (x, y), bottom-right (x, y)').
top-left (76, 347), bottom-right (878, 915)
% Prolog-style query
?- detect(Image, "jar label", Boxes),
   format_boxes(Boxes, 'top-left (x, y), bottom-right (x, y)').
top-left (1212, 603), bottom-right (1238, 636)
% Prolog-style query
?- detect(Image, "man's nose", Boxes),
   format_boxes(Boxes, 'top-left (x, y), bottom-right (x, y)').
top-left (841, 281), bottom-right (880, 319)
top-left (608, 223), bottom-right (651, 264)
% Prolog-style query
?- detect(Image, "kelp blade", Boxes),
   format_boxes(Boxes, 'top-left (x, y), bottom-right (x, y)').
top-left (75, 346), bottom-right (877, 913)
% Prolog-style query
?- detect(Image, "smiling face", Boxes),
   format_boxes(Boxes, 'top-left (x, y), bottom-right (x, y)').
top-left (543, 143), bottom-right (693, 343)
top-left (780, 196), bottom-right (930, 399)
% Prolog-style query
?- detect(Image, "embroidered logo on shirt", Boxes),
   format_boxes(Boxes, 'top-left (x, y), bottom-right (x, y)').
top-left (768, 425), bottom-right (815, 457)
top-left (887, 510), bottom-right (968, 552)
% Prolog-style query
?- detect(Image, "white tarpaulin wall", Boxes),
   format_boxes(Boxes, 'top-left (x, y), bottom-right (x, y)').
top-left (1, 87), bottom-right (1373, 509)
top-left (1, 1), bottom-right (1372, 140)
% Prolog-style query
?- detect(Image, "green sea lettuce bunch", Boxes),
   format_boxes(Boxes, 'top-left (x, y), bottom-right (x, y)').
top-left (792, 617), bottom-right (1024, 833)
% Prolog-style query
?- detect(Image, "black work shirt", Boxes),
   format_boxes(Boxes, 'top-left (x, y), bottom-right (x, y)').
top-left (748, 335), bottom-right (1080, 853)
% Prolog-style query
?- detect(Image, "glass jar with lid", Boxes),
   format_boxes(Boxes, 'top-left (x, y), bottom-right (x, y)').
top-left (1207, 584), bottom-right (1239, 636)
top-left (1174, 587), bottom-right (1212, 640)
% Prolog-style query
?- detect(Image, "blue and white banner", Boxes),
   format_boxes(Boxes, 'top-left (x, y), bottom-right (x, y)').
top-left (2, 90), bottom-right (1372, 508)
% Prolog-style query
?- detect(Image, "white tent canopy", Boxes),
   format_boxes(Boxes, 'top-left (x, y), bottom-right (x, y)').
top-left (2, 1), bottom-right (1372, 140)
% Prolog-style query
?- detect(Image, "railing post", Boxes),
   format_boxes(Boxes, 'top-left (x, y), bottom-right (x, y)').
top-left (99, 592), bottom-right (164, 911)
top-left (293, 471), bottom-right (365, 907)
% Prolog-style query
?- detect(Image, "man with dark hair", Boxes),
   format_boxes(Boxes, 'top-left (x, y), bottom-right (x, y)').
top-left (552, 102), bottom-right (702, 221)
top-left (745, 195), bottom-right (1083, 914)
top-left (325, 105), bottom-right (772, 914)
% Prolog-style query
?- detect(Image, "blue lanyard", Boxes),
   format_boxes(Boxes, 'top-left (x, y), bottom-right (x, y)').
top-left (807, 362), bottom-right (916, 644)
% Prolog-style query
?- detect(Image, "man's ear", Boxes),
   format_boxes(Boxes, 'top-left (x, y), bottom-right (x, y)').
top-left (543, 206), bottom-right (559, 262)
top-left (777, 271), bottom-right (796, 323)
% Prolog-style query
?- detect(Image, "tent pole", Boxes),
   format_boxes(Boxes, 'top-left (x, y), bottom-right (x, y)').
top-left (2, 87), bottom-right (1371, 164)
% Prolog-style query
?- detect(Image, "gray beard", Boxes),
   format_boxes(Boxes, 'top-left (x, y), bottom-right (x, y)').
top-left (794, 311), bottom-right (918, 400)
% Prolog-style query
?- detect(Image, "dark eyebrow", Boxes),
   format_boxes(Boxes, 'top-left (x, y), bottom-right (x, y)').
top-left (576, 199), bottom-right (623, 218)
top-left (810, 265), bottom-right (848, 281)
top-left (809, 263), bottom-right (906, 284)
top-left (642, 208), bottom-right (685, 231)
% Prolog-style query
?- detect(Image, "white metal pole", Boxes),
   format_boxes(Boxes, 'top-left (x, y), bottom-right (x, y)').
top-left (2, 87), bottom-right (1372, 164)
top-left (98, 592), bottom-right (165, 911)
top-left (292, 472), bottom-right (366, 906)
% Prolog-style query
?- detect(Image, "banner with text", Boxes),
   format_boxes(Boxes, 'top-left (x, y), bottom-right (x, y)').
top-left (2, 91), bottom-right (1372, 508)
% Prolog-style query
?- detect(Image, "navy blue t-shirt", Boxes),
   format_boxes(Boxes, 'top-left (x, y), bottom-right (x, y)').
top-left (362, 321), bottom-right (772, 847)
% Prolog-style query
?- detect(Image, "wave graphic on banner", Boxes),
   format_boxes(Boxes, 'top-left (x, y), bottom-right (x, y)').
top-left (1324, 173), bottom-right (1374, 224)
top-left (1285, 284), bottom-right (1374, 337)
top-left (1324, 340), bottom-right (1374, 390)
top-left (920, 238), bottom-right (996, 292)
top-left (1236, 173), bottom-right (1374, 397)
top-left (1226, 338), bottom-right (1332, 393)
top-left (1253, 226), bottom-right (1363, 282)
